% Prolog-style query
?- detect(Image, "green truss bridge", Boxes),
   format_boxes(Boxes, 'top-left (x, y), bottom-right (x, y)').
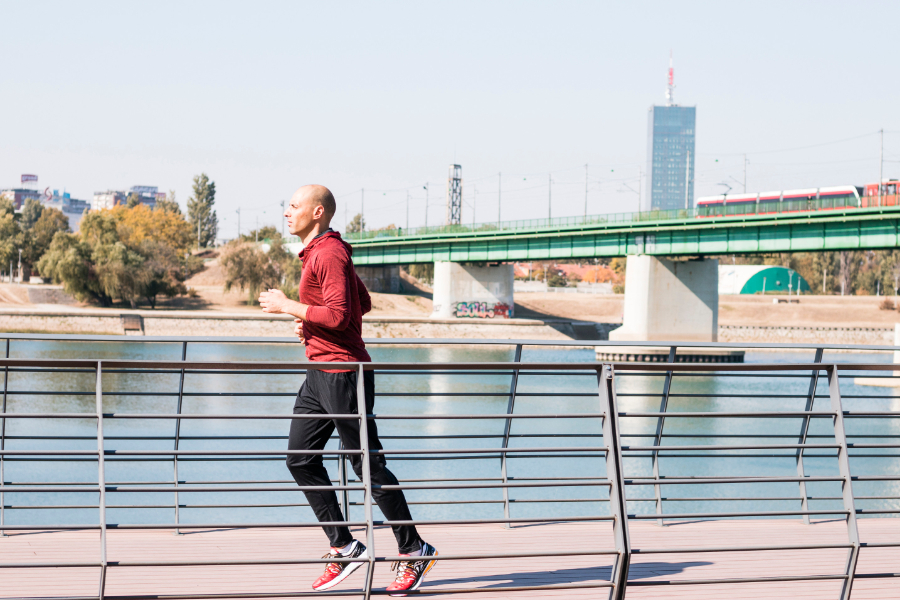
top-left (313, 201), bottom-right (900, 266)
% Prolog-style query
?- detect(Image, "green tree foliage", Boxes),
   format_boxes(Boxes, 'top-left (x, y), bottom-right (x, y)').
top-left (187, 173), bottom-right (218, 248)
top-left (221, 239), bottom-right (302, 304)
top-left (346, 213), bottom-right (365, 233)
top-left (0, 198), bottom-right (22, 274)
top-left (156, 190), bottom-right (181, 214)
top-left (126, 192), bottom-right (142, 209)
top-left (241, 225), bottom-right (280, 242)
top-left (21, 198), bottom-right (44, 230)
top-left (25, 208), bottom-right (69, 271)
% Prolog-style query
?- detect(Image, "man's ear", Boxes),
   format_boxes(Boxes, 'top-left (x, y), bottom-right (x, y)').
top-left (313, 204), bottom-right (325, 220)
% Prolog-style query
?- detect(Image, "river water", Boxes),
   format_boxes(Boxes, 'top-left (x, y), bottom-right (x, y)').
top-left (2, 339), bottom-right (899, 528)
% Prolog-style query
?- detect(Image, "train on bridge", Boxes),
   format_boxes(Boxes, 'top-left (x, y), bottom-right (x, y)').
top-left (696, 178), bottom-right (899, 218)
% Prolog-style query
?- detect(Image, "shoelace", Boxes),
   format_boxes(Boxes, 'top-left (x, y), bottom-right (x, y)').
top-left (322, 551), bottom-right (344, 576)
top-left (390, 560), bottom-right (417, 582)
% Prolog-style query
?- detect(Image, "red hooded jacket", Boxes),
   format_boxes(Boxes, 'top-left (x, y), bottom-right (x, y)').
top-left (297, 231), bottom-right (372, 369)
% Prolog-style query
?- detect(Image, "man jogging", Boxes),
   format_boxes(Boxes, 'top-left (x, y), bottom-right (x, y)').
top-left (258, 185), bottom-right (437, 596)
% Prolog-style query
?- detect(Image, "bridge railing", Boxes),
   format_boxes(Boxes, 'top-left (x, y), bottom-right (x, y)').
top-left (3, 336), bottom-right (900, 599)
top-left (278, 195), bottom-right (900, 244)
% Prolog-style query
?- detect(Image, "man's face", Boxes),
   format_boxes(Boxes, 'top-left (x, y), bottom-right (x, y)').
top-left (285, 192), bottom-right (320, 237)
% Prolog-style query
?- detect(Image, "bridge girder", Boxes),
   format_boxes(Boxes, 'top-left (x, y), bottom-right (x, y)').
top-left (348, 208), bottom-right (900, 265)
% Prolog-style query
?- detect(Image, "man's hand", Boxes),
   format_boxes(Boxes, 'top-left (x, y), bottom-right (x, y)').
top-left (259, 289), bottom-right (290, 314)
top-left (293, 318), bottom-right (305, 344)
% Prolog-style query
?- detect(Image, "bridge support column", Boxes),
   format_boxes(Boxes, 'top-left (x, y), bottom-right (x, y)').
top-left (610, 255), bottom-right (718, 342)
top-left (432, 261), bottom-right (514, 319)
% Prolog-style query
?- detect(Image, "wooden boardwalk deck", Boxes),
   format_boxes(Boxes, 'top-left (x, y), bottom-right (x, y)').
top-left (3, 519), bottom-right (899, 599)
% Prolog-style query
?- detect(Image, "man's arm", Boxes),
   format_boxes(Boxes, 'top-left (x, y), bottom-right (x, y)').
top-left (356, 274), bottom-right (372, 315)
top-left (259, 251), bottom-right (354, 330)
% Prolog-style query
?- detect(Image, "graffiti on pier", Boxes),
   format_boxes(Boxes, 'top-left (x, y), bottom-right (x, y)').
top-left (455, 301), bottom-right (512, 319)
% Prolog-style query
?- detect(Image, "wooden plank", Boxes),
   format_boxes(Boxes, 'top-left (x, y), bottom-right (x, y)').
top-left (2, 519), bottom-right (898, 599)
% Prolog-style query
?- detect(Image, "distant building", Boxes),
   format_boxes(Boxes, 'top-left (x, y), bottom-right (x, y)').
top-left (0, 188), bottom-right (43, 210)
top-left (43, 190), bottom-right (90, 232)
top-left (128, 185), bottom-right (161, 209)
top-left (644, 55), bottom-right (696, 212)
top-left (92, 186), bottom-right (161, 211)
top-left (92, 190), bottom-right (127, 211)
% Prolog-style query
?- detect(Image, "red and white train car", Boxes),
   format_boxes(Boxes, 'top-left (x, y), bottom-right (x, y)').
top-left (696, 186), bottom-right (862, 217)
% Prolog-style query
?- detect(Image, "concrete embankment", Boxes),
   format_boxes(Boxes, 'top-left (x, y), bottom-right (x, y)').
top-left (0, 308), bottom-right (895, 346)
top-left (0, 309), bottom-right (580, 340)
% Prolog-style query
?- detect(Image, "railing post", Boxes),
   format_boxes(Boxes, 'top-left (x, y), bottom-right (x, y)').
top-left (827, 365), bottom-right (859, 600)
top-left (338, 439), bottom-right (349, 520)
top-left (356, 364), bottom-right (376, 600)
top-left (173, 341), bottom-right (187, 536)
top-left (797, 348), bottom-right (823, 525)
top-left (652, 346), bottom-right (676, 527)
top-left (501, 344), bottom-right (523, 528)
top-left (1, 338), bottom-right (9, 537)
top-left (598, 365), bottom-right (630, 600)
top-left (96, 361), bottom-right (108, 600)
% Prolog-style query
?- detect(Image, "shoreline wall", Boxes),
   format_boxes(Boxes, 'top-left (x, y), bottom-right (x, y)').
top-left (0, 310), bottom-right (895, 345)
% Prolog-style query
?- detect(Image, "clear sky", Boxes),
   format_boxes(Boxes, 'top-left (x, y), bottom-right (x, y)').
top-left (2, 1), bottom-right (899, 237)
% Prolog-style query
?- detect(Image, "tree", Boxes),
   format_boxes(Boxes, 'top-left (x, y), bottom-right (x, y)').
top-left (0, 198), bottom-right (22, 275)
top-left (138, 240), bottom-right (187, 308)
top-left (37, 232), bottom-right (112, 306)
top-left (126, 192), bottom-right (142, 209)
top-left (26, 208), bottom-right (69, 274)
top-left (241, 225), bottom-right (280, 242)
top-left (346, 213), bottom-right (365, 233)
top-left (115, 204), bottom-right (194, 255)
top-left (21, 198), bottom-right (44, 230)
top-left (187, 173), bottom-right (218, 248)
top-left (221, 239), bottom-right (301, 303)
top-left (38, 202), bottom-right (199, 308)
top-left (839, 251), bottom-right (857, 296)
top-left (156, 190), bottom-right (181, 214)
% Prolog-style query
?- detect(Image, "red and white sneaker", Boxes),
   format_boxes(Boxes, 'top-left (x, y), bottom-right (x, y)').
top-left (386, 541), bottom-right (438, 597)
top-left (312, 540), bottom-right (367, 591)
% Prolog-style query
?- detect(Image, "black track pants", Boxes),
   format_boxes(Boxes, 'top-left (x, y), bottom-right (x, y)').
top-left (286, 369), bottom-right (422, 553)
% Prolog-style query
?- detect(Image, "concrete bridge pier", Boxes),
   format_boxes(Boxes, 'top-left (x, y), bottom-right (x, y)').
top-left (609, 255), bottom-right (719, 343)
top-left (431, 261), bottom-right (514, 319)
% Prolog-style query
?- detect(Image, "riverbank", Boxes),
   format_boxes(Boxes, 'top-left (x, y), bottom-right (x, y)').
top-left (2, 283), bottom-right (899, 343)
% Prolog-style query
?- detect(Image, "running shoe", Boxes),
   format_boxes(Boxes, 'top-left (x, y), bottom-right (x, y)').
top-left (386, 541), bottom-right (438, 597)
top-left (312, 540), bottom-right (368, 591)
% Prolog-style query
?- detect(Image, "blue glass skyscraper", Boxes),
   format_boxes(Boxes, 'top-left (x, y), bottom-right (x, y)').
top-left (644, 59), bottom-right (696, 212)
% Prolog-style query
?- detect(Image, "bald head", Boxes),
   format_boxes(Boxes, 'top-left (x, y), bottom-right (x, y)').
top-left (285, 184), bottom-right (338, 242)
top-left (293, 184), bottom-right (336, 221)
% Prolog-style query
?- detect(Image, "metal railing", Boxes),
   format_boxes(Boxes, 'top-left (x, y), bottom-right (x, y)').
top-left (2, 335), bottom-right (900, 599)
top-left (274, 194), bottom-right (900, 244)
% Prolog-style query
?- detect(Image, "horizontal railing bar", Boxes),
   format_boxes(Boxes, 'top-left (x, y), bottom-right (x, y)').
top-left (0, 548), bottom-right (623, 570)
top-left (0, 412), bottom-right (605, 419)
top-left (5, 331), bottom-right (900, 352)
top-left (376, 515), bottom-right (615, 526)
top-left (626, 573), bottom-right (847, 586)
top-left (629, 509), bottom-right (850, 518)
top-left (619, 411), bottom-right (835, 418)
top-left (622, 444), bottom-right (840, 451)
top-left (632, 542), bottom-right (854, 554)
top-left (625, 476), bottom-right (846, 485)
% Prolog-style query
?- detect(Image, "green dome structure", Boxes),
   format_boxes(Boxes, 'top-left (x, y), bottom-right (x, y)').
top-left (718, 265), bottom-right (811, 295)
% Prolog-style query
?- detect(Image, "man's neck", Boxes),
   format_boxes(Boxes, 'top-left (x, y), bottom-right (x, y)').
top-left (300, 223), bottom-right (329, 246)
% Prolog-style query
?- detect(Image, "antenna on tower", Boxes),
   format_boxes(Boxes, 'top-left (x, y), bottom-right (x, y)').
top-left (665, 51), bottom-right (675, 106)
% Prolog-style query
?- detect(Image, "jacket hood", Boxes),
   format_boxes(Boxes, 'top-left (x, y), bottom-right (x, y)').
top-left (297, 230), bottom-right (353, 261)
